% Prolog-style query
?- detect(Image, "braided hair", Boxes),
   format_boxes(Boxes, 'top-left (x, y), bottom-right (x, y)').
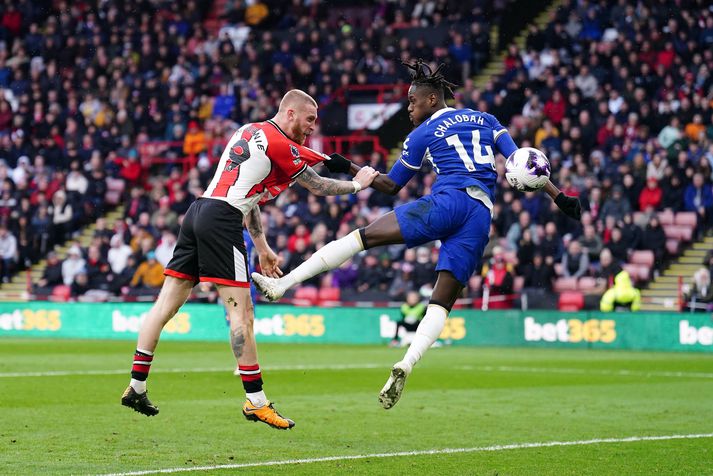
top-left (402, 59), bottom-right (458, 99)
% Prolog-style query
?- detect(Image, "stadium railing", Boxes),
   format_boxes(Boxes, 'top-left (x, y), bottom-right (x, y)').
top-left (136, 135), bottom-right (389, 175)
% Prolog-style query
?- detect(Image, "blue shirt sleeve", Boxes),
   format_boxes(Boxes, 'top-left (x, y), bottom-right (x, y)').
top-left (487, 113), bottom-right (518, 158)
top-left (387, 130), bottom-right (427, 187)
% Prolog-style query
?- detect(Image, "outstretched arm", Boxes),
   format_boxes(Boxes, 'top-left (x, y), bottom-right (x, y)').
top-left (295, 165), bottom-right (378, 196)
top-left (493, 129), bottom-right (582, 221)
top-left (544, 180), bottom-right (582, 220)
top-left (323, 153), bottom-right (407, 196)
top-left (244, 206), bottom-right (282, 278)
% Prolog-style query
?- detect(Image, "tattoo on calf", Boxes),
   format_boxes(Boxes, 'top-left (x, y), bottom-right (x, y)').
top-left (231, 328), bottom-right (246, 359)
top-left (226, 296), bottom-right (238, 307)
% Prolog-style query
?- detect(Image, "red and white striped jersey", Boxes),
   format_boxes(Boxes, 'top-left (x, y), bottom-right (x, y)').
top-left (203, 120), bottom-right (328, 214)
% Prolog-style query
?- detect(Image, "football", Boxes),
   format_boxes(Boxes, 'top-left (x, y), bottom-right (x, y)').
top-left (505, 147), bottom-right (551, 191)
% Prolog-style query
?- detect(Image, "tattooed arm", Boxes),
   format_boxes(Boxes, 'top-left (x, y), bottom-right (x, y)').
top-left (295, 165), bottom-right (378, 196)
top-left (244, 206), bottom-right (283, 277)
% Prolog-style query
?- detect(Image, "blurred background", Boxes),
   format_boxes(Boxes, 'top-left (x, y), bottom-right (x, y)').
top-left (0, 0), bottom-right (711, 314)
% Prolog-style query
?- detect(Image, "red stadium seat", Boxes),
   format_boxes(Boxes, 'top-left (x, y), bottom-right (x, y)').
top-left (666, 239), bottom-right (679, 256)
top-left (293, 286), bottom-right (318, 305)
top-left (50, 285), bottom-right (72, 302)
top-left (318, 287), bottom-right (341, 304)
top-left (663, 225), bottom-right (680, 240)
top-left (577, 276), bottom-right (597, 292)
top-left (630, 250), bottom-right (654, 268)
top-left (554, 277), bottom-right (578, 292)
top-left (558, 291), bottom-right (584, 311)
top-left (657, 210), bottom-right (674, 226)
top-left (674, 211), bottom-right (697, 228)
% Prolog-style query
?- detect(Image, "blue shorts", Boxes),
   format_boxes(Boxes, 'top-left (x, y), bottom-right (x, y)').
top-left (394, 189), bottom-right (491, 285)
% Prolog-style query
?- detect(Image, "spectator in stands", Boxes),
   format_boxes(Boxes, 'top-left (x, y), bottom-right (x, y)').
top-left (0, 224), bottom-right (17, 283)
top-left (538, 222), bottom-right (563, 263)
top-left (151, 197), bottom-right (178, 232)
top-left (607, 228), bottom-right (630, 264)
top-left (684, 268), bottom-right (713, 312)
top-left (482, 253), bottom-right (514, 309)
top-left (70, 271), bottom-right (91, 298)
top-left (561, 240), bottom-right (589, 279)
top-left (522, 252), bottom-right (554, 293)
top-left (515, 228), bottom-right (536, 275)
top-left (639, 177), bottom-right (662, 212)
top-left (130, 251), bottom-right (164, 291)
top-left (155, 231), bottom-right (177, 267)
top-left (50, 189), bottom-right (72, 244)
top-left (620, 213), bottom-right (642, 251)
top-left (332, 258), bottom-right (359, 293)
top-left (412, 246), bottom-right (435, 291)
top-left (183, 121), bottom-right (207, 157)
top-left (661, 172), bottom-right (684, 211)
top-left (684, 173), bottom-right (713, 232)
top-left (590, 248), bottom-right (622, 295)
top-left (61, 245), bottom-right (85, 286)
top-left (85, 245), bottom-right (110, 290)
top-left (35, 251), bottom-right (62, 292)
top-left (108, 235), bottom-right (133, 275)
top-left (578, 224), bottom-right (603, 263)
top-left (506, 211), bottom-right (538, 251)
top-left (600, 270), bottom-right (641, 312)
top-left (599, 186), bottom-right (631, 223)
top-left (640, 216), bottom-right (667, 270)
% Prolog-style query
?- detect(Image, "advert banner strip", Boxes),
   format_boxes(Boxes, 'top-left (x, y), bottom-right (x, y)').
top-left (0, 303), bottom-right (711, 352)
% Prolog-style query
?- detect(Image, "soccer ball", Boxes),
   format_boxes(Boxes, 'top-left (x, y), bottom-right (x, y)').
top-left (505, 147), bottom-right (551, 191)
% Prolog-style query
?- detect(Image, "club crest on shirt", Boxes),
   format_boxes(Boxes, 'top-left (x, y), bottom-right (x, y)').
top-left (290, 144), bottom-right (301, 164)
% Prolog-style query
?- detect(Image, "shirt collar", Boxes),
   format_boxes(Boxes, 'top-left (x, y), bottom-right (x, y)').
top-left (429, 107), bottom-right (455, 121)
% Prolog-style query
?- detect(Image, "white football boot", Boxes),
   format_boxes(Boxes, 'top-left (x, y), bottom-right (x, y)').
top-left (378, 362), bottom-right (411, 409)
top-left (251, 273), bottom-right (288, 302)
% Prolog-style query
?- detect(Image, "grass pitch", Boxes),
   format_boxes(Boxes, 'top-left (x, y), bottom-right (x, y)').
top-left (1, 339), bottom-right (712, 475)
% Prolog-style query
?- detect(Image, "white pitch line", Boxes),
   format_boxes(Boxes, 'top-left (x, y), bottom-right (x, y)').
top-left (97, 432), bottom-right (713, 476)
top-left (0, 363), bottom-right (382, 378)
top-left (456, 365), bottom-right (713, 380)
top-left (2, 363), bottom-right (713, 380)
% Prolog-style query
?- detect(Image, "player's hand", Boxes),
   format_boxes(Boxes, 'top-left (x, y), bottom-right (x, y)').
top-left (324, 153), bottom-right (353, 174)
top-left (555, 192), bottom-right (582, 220)
top-left (258, 249), bottom-right (283, 278)
top-left (353, 166), bottom-right (379, 190)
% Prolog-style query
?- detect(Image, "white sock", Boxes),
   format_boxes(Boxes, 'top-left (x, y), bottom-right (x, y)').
top-left (247, 390), bottom-right (267, 407)
top-left (400, 304), bottom-right (448, 372)
top-left (281, 230), bottom-right (364, 288)
top-left (130, 378), bottom-right (146, 394)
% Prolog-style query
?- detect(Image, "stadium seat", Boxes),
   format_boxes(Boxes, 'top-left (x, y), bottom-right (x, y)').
top-left (558, 291), bottom-right (584, 311)
top-left (318, 287), bottom-right (341, 304)
top-left (553, 277), bottom-right (578, 292)
top-left (577, 276), bottom-right (597, 292)
top-left (674, 211), bottom-right (697, 228)
top-left (657, 210), bottom-right (674, 226)
top-left (662, 225), bottom-right (692, 241)
top-left (50, 285), bottom-right (72, 302)
top-left (677, 226), bottom-right (693, 242)
top-left (293, 286), bottom-right (318, 305)
top-left (622, 264), bottom-right (649, 283)
top-left (666, 239), bottom-right (680, 255)
top-left (630, 250), bottom-right (654, 268)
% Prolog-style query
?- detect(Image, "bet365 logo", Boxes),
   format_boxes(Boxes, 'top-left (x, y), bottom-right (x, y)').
top-left (524, 317), bottom-right (616, 344)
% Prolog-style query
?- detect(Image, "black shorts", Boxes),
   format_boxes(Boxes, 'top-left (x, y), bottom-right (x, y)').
top-left (165, 198), bottom-right (250, 287)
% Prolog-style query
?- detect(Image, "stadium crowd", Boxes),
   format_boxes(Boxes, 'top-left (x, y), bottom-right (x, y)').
top-left (0, 0), bottom-right (712, 309)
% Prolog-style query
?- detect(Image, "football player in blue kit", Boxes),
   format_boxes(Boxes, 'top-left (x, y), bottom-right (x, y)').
top-left (252, 60), bottom-right (582, 409)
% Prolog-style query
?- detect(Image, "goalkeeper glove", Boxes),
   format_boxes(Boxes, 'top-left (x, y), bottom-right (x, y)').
top-left (323, 153), bottom-right (353, 174)
top-left (555, 192), bottom-right (582, 220)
